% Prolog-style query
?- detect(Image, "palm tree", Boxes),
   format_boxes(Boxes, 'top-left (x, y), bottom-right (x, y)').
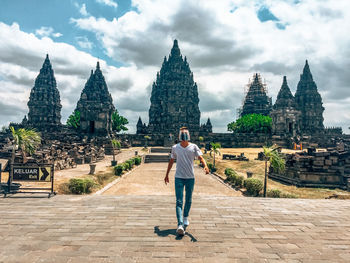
top-left (262, 145), bottom-right (285, 197)
top-left (8, 126), bottom-right (41, 185)
top-left (209, 142), bottom-right (221, 170)
top-left (111, 139), bottom-right (121, 166)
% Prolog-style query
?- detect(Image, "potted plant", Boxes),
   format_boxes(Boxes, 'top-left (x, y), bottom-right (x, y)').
top-left (111, 139), bottom-right (121, 166)
top-left (209, 142), bottom-right (221, 172)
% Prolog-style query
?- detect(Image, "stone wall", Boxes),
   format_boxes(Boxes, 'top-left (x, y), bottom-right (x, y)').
top-left (269, 148), bottom-right (350, 190)
top-left (117, 132), bottom-right (271, 148)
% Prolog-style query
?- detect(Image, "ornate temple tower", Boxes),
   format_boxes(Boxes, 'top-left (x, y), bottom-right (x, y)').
top-left (27, 54), bottom-right (62, 130)
top-left (76, 62), bottom-right (115, 136)
top-left (294, 60), bottom-right (324, 134)
top-left (271, 76), bottom-right (301, 136)
top-left (241, 73), bottom-right (272, 117)
top-left (147, 40), bottom-right (201, 135)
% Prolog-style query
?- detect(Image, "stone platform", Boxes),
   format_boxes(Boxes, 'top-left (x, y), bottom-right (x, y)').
top-left (1, 195), bottom-right (350, 262)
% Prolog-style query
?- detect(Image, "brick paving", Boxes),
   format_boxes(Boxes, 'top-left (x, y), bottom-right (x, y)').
top-left (102, 163), bottom-right (241, 196)
top-left (1, 195), bottom-right (350, 262)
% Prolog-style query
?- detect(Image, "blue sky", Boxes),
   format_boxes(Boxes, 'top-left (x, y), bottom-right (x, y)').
top-left (0, 0), bottom-right (349, 133)
top-left (0, 0), bottom-right (134, 66)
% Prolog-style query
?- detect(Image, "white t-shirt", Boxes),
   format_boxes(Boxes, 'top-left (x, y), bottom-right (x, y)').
top-left (171, 143), bottom-right (203, 179)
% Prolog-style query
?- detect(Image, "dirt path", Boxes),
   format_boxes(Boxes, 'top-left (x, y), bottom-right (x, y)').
top-left (102, 162), bottom-right (242, 196)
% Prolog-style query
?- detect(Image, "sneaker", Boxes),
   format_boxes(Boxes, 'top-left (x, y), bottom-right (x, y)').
top-left (176, 225), bottom-right (185, 236)
top-left (184, 217), bottom-right (189, 226)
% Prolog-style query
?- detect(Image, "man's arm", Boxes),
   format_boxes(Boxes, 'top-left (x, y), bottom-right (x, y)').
top-left (164, 158), bottom-right (174, 185)
top-left (198, 155), bottom-right (210, 174)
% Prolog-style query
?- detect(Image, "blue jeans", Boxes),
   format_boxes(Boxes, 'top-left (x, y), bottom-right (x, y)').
top-left (175, 177), bottom-right (195, 226)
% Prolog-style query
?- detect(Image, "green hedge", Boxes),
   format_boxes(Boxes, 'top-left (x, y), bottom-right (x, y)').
top-left (134, 157), bottom-right (142, 165)
top-left (235, 175), bottom-right (244, 188)
top-left (114, 164), bottom-right (124, 176)
top-left (68, 178), bottom-right (95, 194)
top-left (225, 168), bottom-right (235, 176)
top-left (114, 157), bottom-right (142, 176)
top-left (244, 178), bottom-right (263, 196)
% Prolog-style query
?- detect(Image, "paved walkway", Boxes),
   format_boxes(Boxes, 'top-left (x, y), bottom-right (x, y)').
top-left (102, 163), bottom-right (241, 196)
top-left (1, 195), bottom-right (350, 262)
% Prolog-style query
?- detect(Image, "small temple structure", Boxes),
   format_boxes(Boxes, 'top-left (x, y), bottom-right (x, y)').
top-left (294, 60), bottom-right (325, 134)
top-left (137, 39), bottom-right (207, 136)
top-left (271, 76), bottom-right (301, 137)
top-left (75, 62), bottom-right (115, 136)
top-left (240, 73), bottom-right (272, 117)
top-left (26, 54), bottom-right (62, 131)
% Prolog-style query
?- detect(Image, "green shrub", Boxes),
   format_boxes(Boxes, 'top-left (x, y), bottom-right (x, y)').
top-left (225, 168), bottom-right (235, 176)
top-left (126, 159), bottom-right (134, 169)
top-left (235, 176), bottom-right (245, 188)
top-left (134, 157), bottom-right (142, 165)
top-left (267, 189), bottom-right (281, 198)
top-left (244, 178), bottom-right (263, 196)
top-left (114, 165), bottom-right (124, 176)
top-left (68, 178), bottom-right (95, 194)
top-left (122, 162), bottom-right (130, 171)
top-left (227, 173), bottom-right (237, 184)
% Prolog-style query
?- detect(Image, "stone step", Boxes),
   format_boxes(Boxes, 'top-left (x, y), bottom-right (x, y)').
top-left (144, 154), bottom-right (170, 163)
top-left (150, 147), bottom-right (172, 153)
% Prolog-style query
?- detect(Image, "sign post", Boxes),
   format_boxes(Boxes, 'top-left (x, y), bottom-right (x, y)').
top-left (4, 164), bottom-right (56, 198)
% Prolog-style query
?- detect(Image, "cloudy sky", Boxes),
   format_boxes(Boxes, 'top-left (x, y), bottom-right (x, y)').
top-left (0, 0), bottom-right (349, 134)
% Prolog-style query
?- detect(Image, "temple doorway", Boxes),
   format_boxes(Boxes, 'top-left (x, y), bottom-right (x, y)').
top-left (89, 121), bottom-right (95, 133)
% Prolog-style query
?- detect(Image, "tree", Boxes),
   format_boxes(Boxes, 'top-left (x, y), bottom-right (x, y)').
top-left (209, 142), bottom-right (221, 170)
top-left (111, 139), bottom-right (121, 164)
top-left (8, 126), bottom-right (41, 184)
top-left (67, 110), bottom-right (80, 129)
top-left (111, 110), bottom-right (129, 133)
top-left (262, 146), bottom-right (285, 197)
top-left (227, 114), bottom-right (272, 134)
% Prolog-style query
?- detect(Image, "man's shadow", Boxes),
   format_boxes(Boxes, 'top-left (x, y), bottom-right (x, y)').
top-left (154, 226), bottom-right (197, 242)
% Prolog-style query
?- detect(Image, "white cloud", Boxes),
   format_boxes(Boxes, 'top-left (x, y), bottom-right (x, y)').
top-left (1, 0), bottom-right (350, 134)
top-left (0, 22), bottom-right (142, 132)
top-left (35, 26), bottom-right (62, 38)
top-left (76, 36), bottom-right (94, 49)
top-left (70, 0), bottom-right (350, 133)
top-left (96, 0), bottom-right (118, 8)
top-left (79, 3), bottom-right (89, 16)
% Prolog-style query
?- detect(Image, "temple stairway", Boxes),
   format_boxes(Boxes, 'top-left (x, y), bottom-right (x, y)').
top-left (144, 147), bottom-right (172, 163)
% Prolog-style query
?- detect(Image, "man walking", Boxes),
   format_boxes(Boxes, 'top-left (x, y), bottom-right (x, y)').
top-left (164, 127), bottom-right (209, 236)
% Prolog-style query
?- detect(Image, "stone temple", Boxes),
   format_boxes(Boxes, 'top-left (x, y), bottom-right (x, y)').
top-left (240, 73), bottom-right (272, 117)
top-left (294, 60), bottom-right (324, 134)
top-left (137, 40), bottom-right (211, 136)
top-left (271, 76), bottom-right (301, 137)
top-left (25, 54), bottom-right (62, 131)
top-left (75, 62), bottom-right (115, 136)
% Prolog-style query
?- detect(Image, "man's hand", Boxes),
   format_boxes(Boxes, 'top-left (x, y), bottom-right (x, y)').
top-left (204, 165), bottom-right (210, 174)
top-left (164, 175), bottom-right (169, 185)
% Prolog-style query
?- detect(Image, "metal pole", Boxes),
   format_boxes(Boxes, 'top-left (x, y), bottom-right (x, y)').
top-left (263, 160), bottom-right (267, 197)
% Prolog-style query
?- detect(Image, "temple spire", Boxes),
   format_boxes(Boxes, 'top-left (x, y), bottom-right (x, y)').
top-left (274, 76), bottom-right (295, 109)
top-left (170, 39), bottom-right (181, 58)
top-left (301, 60), bottom-right (313, 80)
top-left (27, 54), bottom-right (62, 130)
